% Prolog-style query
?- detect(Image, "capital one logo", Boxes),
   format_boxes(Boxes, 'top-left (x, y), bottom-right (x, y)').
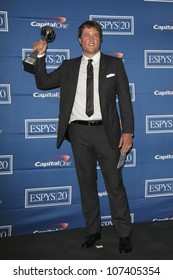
top-left (25, 119), bottom-right (58, 139)
top-left (22, 49), bottom-right (70, 69)
top-left (145, 50), bottom-right (173, 68)
top-left (25, 186), bottom-right (72, 208)
top-left (145, 178), bottom-right (173, 197)
top-left (0, 225), bottom-right (12, 238)
top-left (89, 15), bottom-right (134, 35)
top-left (146, 115), bottom-right (173, 133)
top-left (154, 87), bottom-right (173, 97)
top-left (144, 0), bottom-right (173, 2)
top-left (0, 11), bottom-right (8, 32)
top-left (30, 17), bottom-right (68, 29)
top-left (35, 155), bottom-right (72, 168)
top-left (0, 84), bottom-right (11, 104)
top-left (0, 155), bottom-right (13, 175)
top-left (153, 21), bottom-right (173, 31)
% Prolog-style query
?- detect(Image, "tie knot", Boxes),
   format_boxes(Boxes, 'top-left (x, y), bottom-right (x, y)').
top-left (88, 59), bottom-right (93, 65)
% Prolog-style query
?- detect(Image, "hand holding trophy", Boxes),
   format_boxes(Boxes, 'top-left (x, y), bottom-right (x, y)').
top-left (23, 25), bottom-right (56, 73)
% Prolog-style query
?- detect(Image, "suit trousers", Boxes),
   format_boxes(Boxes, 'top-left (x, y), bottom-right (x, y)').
top-left (68, 122), bottom-right (132, 237)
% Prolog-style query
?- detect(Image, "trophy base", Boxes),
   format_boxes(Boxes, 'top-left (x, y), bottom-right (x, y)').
top-left (23, 56), bottom-right (36, 74)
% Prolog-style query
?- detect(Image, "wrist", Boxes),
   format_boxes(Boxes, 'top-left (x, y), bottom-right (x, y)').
top-left (37, 53), bottom-right (45, 58)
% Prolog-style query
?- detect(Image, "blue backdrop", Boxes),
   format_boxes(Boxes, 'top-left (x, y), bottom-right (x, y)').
top-left (0, 0), bottom-right (173, 237)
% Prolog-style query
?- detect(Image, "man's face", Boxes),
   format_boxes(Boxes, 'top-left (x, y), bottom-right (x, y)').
top-left (79, 27), bottom-right (101, 57)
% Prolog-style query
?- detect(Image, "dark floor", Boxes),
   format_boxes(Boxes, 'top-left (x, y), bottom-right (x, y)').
top-left (0, 221), bottom-right (173, 260)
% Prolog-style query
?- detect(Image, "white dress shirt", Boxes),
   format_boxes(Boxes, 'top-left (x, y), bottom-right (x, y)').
top-left (69, 51), bottom-right (102, 123)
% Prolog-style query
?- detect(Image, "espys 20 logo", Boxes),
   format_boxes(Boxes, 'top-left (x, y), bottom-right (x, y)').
top-left (0, 155), bottom-right (13, 175)
top-left (145, 50), bottom-right (173, 68)
top-left (101, 214), bottom-right (134, 226)
top-left (25, 186), bottom-right (72, 208)
top-left (22, 49), bottom-right (70, 69)
top-left (25, 119), bottom-right (58, 139)
top-left (144, 0), bottom-right (173, 2)
top-left (146, 115), bottom-right (173, 133)
top-left (0, 84), bottom-right (11, 104)
top-left (145, 178), bottom-right (173, 198)
top-left (89, 15), bottom-right (134, 35)
top-left (0, 11), bottom-right (8, 32)
top-left (0, 225), bottom-right (12, 238)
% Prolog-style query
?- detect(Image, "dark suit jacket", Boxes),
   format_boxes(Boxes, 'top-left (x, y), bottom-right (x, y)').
top-left (34, 53), bottom-right (134, 149)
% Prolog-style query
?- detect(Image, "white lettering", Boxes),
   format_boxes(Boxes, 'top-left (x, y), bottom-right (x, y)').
top-left (150, 120), bottom-right (173, 128)
top-left (149, 183), bottom-right (172, 193)
top-left (33, 228), bottom-right (63, 234)
top-left (33, 92), bottom-right (60, 98)
top-left (0, 16), bottom-right (4, 26)
top-left (101, 221), bottom-right (113, 226)
top-left (0, 160), bottom-right (9, 170)
top-left (153, 24), bottom-right (173, 31)
top-left (153, 217), bottom-right (173, 222)
top-left (154, 90), bottom-right (173, 96)
top-left (31, 21), bottom-right (68, 29)
top-left (98, 20), bottom-right (130, 30)
top-left (98, 191), bottom-right (108, 197)
top-left (35, 160), bottom-right (71, 167)
top-left (149, 55), bottom-right (172, 64)
top-left (155, 154), bottom-right (173, 160)
top-left (29, 124), bottom-right (56, 133)
top-left (45, 53), bottom-right (66, 64)
top-left (29, 192), bottom-right (56, 203)
top-left (0, 231), bottom-right (7, 238)
top-left (0, 89), bottom-right (7, 98)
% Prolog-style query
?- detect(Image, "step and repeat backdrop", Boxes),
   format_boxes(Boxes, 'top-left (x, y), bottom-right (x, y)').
top-left (0, 0), bottom-right (173, 237)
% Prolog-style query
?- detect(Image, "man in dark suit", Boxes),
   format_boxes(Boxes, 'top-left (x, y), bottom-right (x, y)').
top-left (33, 20), bottom-right (134, 253)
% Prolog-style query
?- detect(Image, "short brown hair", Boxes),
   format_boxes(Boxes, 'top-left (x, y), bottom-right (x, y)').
top-left (78, 20), bottom-right (103, 41)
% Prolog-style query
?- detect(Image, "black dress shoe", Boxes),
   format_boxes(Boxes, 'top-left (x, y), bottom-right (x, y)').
top-left (119, 237), bottom-right (133, 254)
top-left (81, 233), bottom-right (101, 248)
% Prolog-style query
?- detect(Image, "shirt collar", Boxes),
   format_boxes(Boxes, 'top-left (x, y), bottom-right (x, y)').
top-left (82, 51), bottom-right (101, 63)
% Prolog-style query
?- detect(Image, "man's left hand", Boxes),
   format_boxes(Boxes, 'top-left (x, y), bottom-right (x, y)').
top-left (118, 133), bottom-right (133, 155)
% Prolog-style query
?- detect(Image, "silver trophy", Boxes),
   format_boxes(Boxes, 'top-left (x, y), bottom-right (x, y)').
top-left (23, 25), bottom-right (56, 73)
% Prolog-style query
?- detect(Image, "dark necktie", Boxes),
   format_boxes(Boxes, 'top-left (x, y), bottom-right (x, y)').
top-left (86, 59), bottom-right (94, 117)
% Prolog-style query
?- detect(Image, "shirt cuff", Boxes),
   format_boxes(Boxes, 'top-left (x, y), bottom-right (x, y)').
top-left (37, 53), bottom-right (45, 58)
